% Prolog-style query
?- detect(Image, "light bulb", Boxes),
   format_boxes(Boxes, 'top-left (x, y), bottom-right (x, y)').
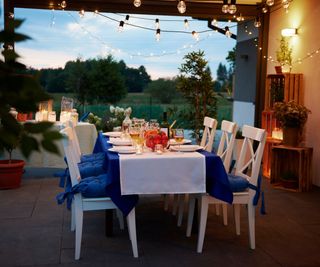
top-left (282, 0), bottom-right (289, 8)
top-left (177, 1), bottom-right (186, 14)
top-left (155, 18), bottom-right (160, 29)
top-left (225, 26), bottom-right (231, 38)
top-left (61, 1), bottom-right (67, 9)
top-left (228, 4), bottom-right (237, 14)
top-left (266, 0), bottom-right (274, 6)
top-left (79, 9), bottom-right (85, 18)
top-left (184, 19), bottom-right (189, 29)
top-left (118, 21), bottom-right (124, 32)
top-left (211, 19), bottom-right (218, 26)
top-left (262, 5), bottom-right (268, 13)
top-left (222, 4), bottom-right (229, 13)
top-left (156, 29), bottom-right (160, 41)
top-left (254, 17), bottom-right (261, 28)
top-left (192, 31), bottom-right (199, 41)
top-left (236, 14), bottom-right (244, 21)
top-left (133, 0), bottom-right (141, 7)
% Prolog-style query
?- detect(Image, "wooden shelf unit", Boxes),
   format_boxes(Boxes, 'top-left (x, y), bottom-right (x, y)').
top-left (270, 146), bottom-right (313, 192)
top-left (264, 73), bottom-right (304, 110)
top-left (262, 73), bottom-right (304, 178)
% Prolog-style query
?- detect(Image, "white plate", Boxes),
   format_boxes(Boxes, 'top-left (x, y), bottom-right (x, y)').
top-left (103, 131), bottom-right (122, 137)
top-left (108, 139), bottom-right (132, 146)
top-left (170, 145), bottom-right (203, 152)
top-left (108, 146), bottom-right (136, 154)
top-left (169, 139), bottom-right (192, 145)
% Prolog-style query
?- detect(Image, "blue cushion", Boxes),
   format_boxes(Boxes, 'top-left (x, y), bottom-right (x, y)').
top-left (74, 174), bottom-right (112, 198)
top-left (79, 160), bottom-right (105, 178)
top-left (81, 152), bottom-right (105, 163)
top-left (228, 174), bottom-right (249, 192)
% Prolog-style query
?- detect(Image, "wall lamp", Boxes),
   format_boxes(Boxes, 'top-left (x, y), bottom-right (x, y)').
top-left (281, 28), bottom-right (298, 37)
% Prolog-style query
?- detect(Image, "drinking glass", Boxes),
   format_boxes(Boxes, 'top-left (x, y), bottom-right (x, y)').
top-left (173, 129), bottom-right (184, 152)
top-left (129, 125), bottom-right (144, 154)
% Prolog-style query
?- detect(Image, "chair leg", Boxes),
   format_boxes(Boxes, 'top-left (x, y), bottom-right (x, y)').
top-left (215, 204), bottom-right (220, 216)
top-left (186, 194), bottom-right (196, 237)
top-left (177, 194), bottom-right (185, 227)
top-left (197, 196), bottom-right (209, 253)
top-left (71, 202), bottom-right (75, 232)
top-left (116, 209), bottom-right (124, 230)
top-left (127, 208), bottom-right (138, 258)
top-left (247, 204), bottom-right (256, 249)
top-left (163, 194), bottom-right (170, 211)
top-left (74, 204), bottom-right (83, 260)
top-left (172, 194), bottom-right (179, 215)
top-left (234, 204), bottom-right (241, 235)
top-left (222, 203), bottom-right (228, 226)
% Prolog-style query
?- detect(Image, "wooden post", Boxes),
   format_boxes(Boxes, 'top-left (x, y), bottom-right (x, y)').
top-left (255, 11), bottom-right (270, 127)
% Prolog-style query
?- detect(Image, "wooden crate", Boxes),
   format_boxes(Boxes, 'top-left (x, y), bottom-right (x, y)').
top-left (264, 73), bottom-right (303, 110)
top-left (262, 138), bottom-right (282, 178)
top-left (270, 146), bottom-right (313, 192)
top-left (261, 110), bottom-right (280, 137)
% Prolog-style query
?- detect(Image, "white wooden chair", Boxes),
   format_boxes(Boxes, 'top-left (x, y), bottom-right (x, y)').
top-left (186, 120), bottom-right (237, 236)
top-left (195, 125), bottom-right (266, 252)
top-left (167, 116), bottom-right (218, 227)
top-left (60, 127), bottom-right (138, 260)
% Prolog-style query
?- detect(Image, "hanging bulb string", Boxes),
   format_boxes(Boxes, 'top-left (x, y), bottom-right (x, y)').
top-left (65, 11), bottom-right (224, 59)
top-left (97, 12), bottom-right (218, 35)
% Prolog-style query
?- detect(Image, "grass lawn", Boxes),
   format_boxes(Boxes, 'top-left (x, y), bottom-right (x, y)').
top-left (50, 92), bottom-right (233, 124)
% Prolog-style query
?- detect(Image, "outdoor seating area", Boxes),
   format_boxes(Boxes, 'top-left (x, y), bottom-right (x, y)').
top-left (1, 0), bottom-right (320, 266)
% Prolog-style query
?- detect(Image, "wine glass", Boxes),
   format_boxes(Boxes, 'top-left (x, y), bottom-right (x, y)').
top-left (173, 129), bottom-right (184, 152)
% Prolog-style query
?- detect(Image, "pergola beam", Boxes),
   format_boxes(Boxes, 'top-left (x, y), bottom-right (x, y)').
top-left (11, 0), bottom-right (259, 20)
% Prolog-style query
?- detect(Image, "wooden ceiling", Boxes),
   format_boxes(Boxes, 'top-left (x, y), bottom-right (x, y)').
top-left (9, 0), bottom-right (264, 20)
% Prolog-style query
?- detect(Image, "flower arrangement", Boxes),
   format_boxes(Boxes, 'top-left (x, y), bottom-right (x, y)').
top-left (274, 101), bottom-right (311, 128)
top-left (86, 113), bottom-right (102, 130)
top-left (103, 106), bottom-right (132, 131)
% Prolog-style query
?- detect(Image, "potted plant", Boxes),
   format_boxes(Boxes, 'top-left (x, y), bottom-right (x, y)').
top-left (273, 101), bottom-right (311, 146)
top-left (0, 19), bottom-right (62, 189)
top-left (275, 36), bottom-right (293, 73)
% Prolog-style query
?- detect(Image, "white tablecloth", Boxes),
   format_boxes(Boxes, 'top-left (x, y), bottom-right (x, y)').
top-left (119, 151), bottom-right (206, 195)
top-left (8, 122), bottom-right (97, 168)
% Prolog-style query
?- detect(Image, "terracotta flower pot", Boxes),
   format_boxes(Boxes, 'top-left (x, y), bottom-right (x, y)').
top-left (282, 127), bottom-right (300, 147)
top-left (0, 160), bottom-right (25, 189)
top-left (275, 66), bottom-right (282, 74)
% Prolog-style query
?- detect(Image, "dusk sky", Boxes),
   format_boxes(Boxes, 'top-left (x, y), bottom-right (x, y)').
top-left (1, 4), bottom-right (237, 80)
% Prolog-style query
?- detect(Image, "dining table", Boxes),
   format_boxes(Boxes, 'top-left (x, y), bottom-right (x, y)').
top-left (93, 132), bottom-right (233, 219)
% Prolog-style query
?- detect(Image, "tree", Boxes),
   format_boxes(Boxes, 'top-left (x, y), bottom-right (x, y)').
top-left (144, 78), bottom-right (180, 104)
top-left (89, 56), bottom-right (127, 104)
top-left (65, 58), bottom-right (92, 108)
top-left (118, 61), bottom-right (151, 92)
top-left (176, 50), bottom-right (217, 142)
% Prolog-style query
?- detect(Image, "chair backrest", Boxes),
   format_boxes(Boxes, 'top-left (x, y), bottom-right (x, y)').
top-left (217, 120), bottom-right (237, 172)
top-left (60, 127), bottom-right (81, 187)
top-left (235, 125), bottom-right (266, 189)
top-left (65, 120), bottom-right (82, 163)
top-left (200, 116), bottom-right (218, 152)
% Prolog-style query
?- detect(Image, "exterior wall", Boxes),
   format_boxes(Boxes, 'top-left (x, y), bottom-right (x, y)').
top-left (267, 0), bottom-right (320, 185)
top-left (232, 23), bottom-right (258, 127)
top-left (232, 101), bottom-right (255, 127)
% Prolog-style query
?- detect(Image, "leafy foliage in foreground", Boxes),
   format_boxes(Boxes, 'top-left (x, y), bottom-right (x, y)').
top-left (0, 19), bottom-right (62, 160)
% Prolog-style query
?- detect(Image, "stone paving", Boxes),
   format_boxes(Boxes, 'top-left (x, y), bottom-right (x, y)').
top-left (0, 168), bottom-right (320, 267)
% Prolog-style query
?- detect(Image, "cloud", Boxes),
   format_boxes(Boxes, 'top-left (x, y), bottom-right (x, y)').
top-left (16, 47), bottom-right (75, 69)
